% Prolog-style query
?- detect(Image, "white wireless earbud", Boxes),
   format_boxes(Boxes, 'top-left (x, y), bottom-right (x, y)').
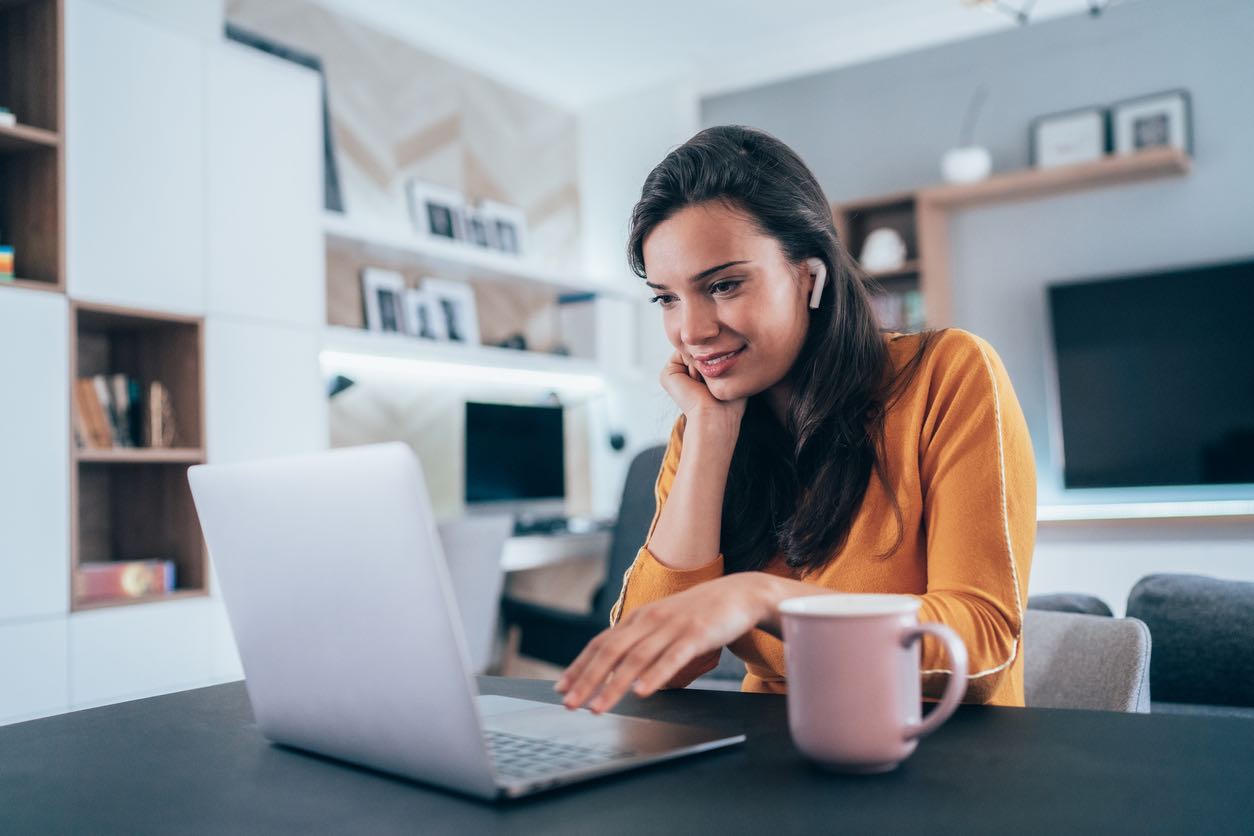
top-left (806, 258), bottom-right (827, 309)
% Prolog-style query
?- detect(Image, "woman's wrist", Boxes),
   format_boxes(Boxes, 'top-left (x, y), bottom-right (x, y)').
top-left (684, 406), bottom-right (743, 450)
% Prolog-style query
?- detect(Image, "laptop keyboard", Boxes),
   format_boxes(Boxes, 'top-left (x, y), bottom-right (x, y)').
top-left (485, 730), bottom-right (637, 781)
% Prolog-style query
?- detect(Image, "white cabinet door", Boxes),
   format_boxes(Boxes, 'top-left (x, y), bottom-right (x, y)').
top-left (206, 42), bottom-right (324, 328)
top-left (205, 318), bottom-right (327, 464)
top-left (69, 599), bottom-right (212, 709)
top-left (0, 290), bottom-right (69, 620)
top-left (66, 0), bottom-right (205, 314)
top-left (0, 619), bottom-right (69, 725)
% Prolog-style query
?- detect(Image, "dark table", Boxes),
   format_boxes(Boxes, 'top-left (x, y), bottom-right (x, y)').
top-left (2, 677), bottom-right (1252, 835)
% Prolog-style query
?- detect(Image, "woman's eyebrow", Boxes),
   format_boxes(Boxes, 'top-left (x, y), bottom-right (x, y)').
top-left (645, 260), bottom-right (751, 290)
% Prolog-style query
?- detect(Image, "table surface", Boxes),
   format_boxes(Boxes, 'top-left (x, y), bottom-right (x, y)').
top-left (2, 677), bottom-right (1252, 836)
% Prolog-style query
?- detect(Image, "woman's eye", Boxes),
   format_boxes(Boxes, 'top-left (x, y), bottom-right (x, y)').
top-left (649, 294), bottom-right (676, 306)
top-left (710, 280), bottom-right (741, 295)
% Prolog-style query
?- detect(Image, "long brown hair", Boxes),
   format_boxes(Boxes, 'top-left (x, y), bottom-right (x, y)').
top-left (627, 125), bottom-right (938, 574)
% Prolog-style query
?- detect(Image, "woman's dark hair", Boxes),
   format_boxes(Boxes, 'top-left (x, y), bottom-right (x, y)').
top-left (627, 125), bottom-right (938, 574)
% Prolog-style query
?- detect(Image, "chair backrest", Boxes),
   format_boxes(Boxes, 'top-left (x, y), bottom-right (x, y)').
top-left (589, 444), bottom-right (667, 622)
top-left (1026, 592), bottom-right (1113, 617)
top-left (1127, 573), bottom-right (1254, 708)
top-left (1023, 610), bottom-right (1152, 713)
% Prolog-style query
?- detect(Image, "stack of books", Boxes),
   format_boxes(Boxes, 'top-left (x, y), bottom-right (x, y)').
top-left (870, 290), bottom-right (926, 333)
top-left (73, 374), bottom-right (176, 449)
top-left (76, 559), bottom-right (176, 602)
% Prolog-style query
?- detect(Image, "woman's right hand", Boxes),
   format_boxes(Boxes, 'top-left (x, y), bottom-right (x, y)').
top-left (660, 350), bottom-right (747, 424)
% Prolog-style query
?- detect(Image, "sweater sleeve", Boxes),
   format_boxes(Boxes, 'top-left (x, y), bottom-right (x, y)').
top-left (914, 332), bottom-right (1036, 704)
top-left (607, 414), bottom-right (725, 687)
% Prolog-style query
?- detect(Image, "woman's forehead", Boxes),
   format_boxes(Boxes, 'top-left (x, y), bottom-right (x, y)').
top-left (643, 203), bottom-right (779, 280)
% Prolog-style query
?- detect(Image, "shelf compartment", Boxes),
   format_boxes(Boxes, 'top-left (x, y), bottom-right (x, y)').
top-left (0, 0), bottom-right (61, 134)
top-left (0, 142), bottom-right (61, 286)
top-left (73, 461), bottom-right (207, 611)
top-left (73, 302), bottom-right (204, 451)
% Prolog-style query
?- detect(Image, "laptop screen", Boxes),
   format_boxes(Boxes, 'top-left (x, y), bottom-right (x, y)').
top-left (464, 402), bottom-right (565, 504)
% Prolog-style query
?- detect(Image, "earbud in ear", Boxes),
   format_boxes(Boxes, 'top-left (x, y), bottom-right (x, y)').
top-left (806, 258), bottom-right (827, 309)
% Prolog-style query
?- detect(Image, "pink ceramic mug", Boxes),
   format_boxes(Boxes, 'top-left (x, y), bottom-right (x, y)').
top-left (779, 593), bottom-right (969, 773)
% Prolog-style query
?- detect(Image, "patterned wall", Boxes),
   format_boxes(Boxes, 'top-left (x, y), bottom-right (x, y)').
top-left (227, 0), bottom-right (581, 272)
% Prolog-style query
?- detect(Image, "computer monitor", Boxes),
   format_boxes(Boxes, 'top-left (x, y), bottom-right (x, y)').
top-left (464, 402), bottom-right (566, 517)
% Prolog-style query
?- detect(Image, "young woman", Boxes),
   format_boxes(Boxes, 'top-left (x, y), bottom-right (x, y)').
top-left (555, 125), bottom-right (1035, 715)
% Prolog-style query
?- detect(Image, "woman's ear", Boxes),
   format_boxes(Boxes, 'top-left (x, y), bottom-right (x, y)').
top-left (806, 258), bottom-right (827, 309)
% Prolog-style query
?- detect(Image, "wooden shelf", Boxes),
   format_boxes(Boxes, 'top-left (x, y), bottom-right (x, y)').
top-left (75, 447), bottom-right (205, 464)
top-left (918, 147), bottom-right (1191, 210)
top-left (73, 588), bottom-right (209, 612)
top-left (0, 122), bottom-right (59, 152)
top-left (0, 277), bottom-right (62, 293)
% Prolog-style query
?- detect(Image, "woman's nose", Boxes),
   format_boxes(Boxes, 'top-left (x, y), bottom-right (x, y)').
top-left (679, 301), bottom-right (720, 345)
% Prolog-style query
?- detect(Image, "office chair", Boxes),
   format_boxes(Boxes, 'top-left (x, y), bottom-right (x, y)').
top-left (1023, 610), bottom-right (1152, 713)
top-left (499, 444), bottom-right (667, 667)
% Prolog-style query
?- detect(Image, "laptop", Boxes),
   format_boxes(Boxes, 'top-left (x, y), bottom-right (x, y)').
top-left (187, 442), bottom-right (744, 801)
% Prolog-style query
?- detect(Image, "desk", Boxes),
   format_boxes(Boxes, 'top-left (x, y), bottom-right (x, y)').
top-left (2, 678), bottom-right (1251, 835)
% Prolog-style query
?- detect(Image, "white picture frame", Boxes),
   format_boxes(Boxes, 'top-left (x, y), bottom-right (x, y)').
top-left (461, 205), bottom-right (496, 250)
top-left (422, 278), bottom-right (480, 346)
top-left (1112, 89), bottom-right (1192, 156)
top-left (478, 199), bottom-right (528, 256)
top-left (361, 267), bottom-right (407, 333)
top-left (1030, 106), bottom-right (1108, 169)
top-left (403, 287), bottom-right (447, 341)
top-left (405, 180), bottom-right (466, 244)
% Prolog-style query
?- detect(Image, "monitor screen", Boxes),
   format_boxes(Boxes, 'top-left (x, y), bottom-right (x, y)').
top-left (1046, 257), bottom-right (1254, 489)
top-left (464, 402), bottom-right (565, 503)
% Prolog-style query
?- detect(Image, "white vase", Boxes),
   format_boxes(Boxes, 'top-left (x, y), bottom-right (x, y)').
top-left (940, 146), bottom-right (993, 184)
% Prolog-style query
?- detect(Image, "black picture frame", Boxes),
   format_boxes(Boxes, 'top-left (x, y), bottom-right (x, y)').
top-left (1110, 88), bottom-right (1193, 157)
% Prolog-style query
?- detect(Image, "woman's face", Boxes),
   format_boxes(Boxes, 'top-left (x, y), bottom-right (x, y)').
top-left (642, 200), bottom-right (815, 403)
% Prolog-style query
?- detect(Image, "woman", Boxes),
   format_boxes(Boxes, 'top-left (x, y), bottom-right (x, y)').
top-left (556, 125), bottom-right (1035, 715)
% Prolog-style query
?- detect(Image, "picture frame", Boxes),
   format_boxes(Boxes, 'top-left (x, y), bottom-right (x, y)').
top-left (461, 205), bottom-right (496, 250)
top-left (1030, 106), bottom-right (1109, 169)
top-left (1111, 89), bottom-right (1192, 157)
top-left (403, 287), bottom-right (447, 341)
top-left (421, 278), bottom-right (480, 345)
top-left (406, 180), bottom-right (466, 244)
top-left (478, 199), bottom-right (528, 256)
top-left (361, 267), bottom-right (407, 333)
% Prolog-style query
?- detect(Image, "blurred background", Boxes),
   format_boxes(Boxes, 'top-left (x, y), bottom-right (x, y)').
top-left (1, 0), bottom-right (1251, 724)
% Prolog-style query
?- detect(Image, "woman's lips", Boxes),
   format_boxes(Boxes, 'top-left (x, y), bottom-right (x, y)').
top-left (694, 347), bottom-right (744, 378)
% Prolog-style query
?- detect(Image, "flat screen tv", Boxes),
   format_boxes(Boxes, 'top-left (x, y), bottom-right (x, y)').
top-left (464, 402), bottom-right (565, 507)
top-left (1046, 256), bottom-right (1254, 489)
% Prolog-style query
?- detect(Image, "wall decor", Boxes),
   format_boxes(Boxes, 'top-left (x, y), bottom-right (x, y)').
top-left (403, 287), bottom-right (447, 340)
top-left (1111, 89), bottom-right (1192, 156)
top-left (406, 180), bottom-right (466, 244)
top-left (479, 199), bottom-right (527, 256)
top-left (1030, 105), bottom-right (1108, 168)
top-left (421, 278), bottom-right (480, 345)
top-left (361, 267), bottom-right (407, 333)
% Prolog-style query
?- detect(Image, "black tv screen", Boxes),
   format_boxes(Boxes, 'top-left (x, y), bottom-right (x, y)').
top-left (1047, 257), bottom-right (1254, 489)
top-left (465, 402), bottom-right (565, 503)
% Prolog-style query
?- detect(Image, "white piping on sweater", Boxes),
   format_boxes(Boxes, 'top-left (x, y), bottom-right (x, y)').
top-left (921, 338), bottom-right (1024, 679)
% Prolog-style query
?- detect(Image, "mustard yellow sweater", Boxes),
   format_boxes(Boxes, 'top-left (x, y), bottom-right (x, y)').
top-left (609, 329), bottom-right (1036, 706)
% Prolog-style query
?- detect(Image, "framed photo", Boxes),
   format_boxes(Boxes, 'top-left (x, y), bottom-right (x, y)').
top-left (478, 199), bottom-right (527, 256)
top-left (1030, 106), bottom-right (1108, 169)
top-left (403, 287), bottom-right (447, 341)
top-left (361, 267), bottom-right (407, 333)
top-left (1112, 89), bottom-right (1192, 156)
top-left (462, 205), bottom-right (496, 249)
top-left (421, 278), bottom-right (480, 346)
top-left (406, 180), bottom-right (466, 243)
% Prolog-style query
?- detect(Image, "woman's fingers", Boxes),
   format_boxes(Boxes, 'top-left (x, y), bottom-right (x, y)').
top-left (585, 629), bottom-right (677, 714)
top-left (560, 623), bottom-right (657, 710)
top-left (630, 639), bottom-right (701, 699)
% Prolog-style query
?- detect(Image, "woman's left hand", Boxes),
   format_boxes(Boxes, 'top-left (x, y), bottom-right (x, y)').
top-left (554, 573), bottom-right (768, 714)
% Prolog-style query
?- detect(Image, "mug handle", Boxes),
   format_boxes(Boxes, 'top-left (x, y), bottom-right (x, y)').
top-left (900, 622), bottom-right (969, 741)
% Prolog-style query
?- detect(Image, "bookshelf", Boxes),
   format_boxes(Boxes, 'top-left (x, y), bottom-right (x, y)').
top-left (0, 0), bottom-right (63, 292)
top-left (69, 301), bottom-right (207, 611)
top-left (324, 213), bottom-right (638, 373)
top-left (834, 147), bottom-right (1193, 329)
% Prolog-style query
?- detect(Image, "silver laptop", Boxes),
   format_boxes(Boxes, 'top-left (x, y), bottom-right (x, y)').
top-left (187, 442), bottom-right (743, 801)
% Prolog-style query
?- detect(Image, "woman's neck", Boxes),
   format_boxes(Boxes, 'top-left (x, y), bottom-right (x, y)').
top-left (765, 383), bottom-right (792, 427)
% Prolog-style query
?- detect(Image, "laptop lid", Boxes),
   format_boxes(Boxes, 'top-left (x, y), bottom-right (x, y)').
top-left (188, 442), bottom-right (499, 799)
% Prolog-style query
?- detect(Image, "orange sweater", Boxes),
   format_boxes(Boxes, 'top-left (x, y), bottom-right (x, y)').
top-left (609, 329), bottom-right (1036, 706)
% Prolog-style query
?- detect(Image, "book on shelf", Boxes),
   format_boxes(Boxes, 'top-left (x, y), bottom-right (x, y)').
top-left (75, 559), bottom-right (177, 601)
top-left (73, 375), bottom-right (177, 450)
top-left (870, 289), bottom-right (926, 333)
